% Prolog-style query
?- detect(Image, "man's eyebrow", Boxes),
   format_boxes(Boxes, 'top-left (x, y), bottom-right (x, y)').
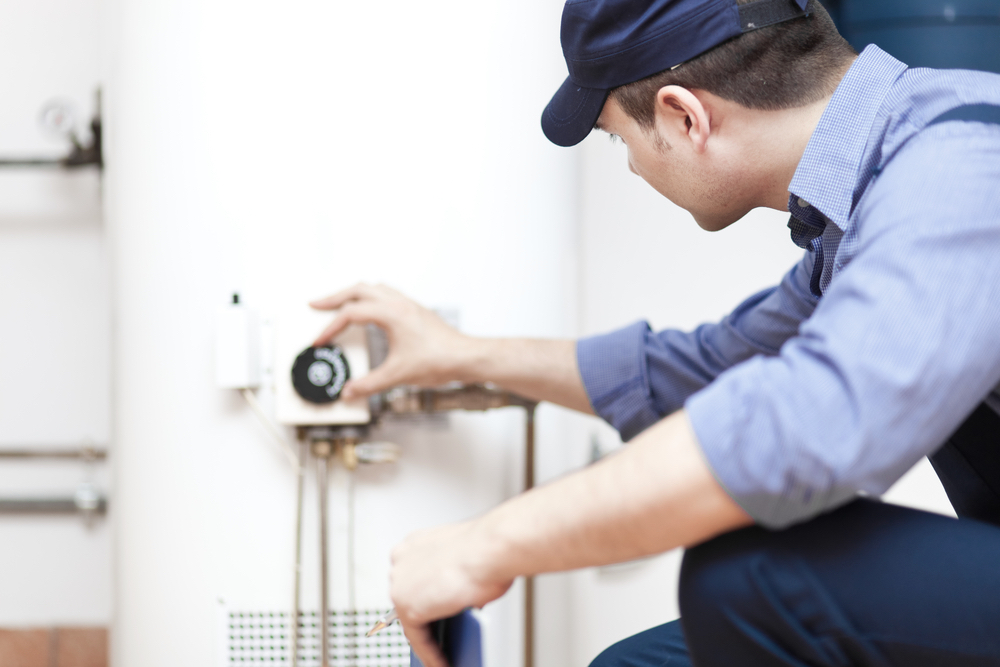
top-left (593, 119), bottom-right (606, 132)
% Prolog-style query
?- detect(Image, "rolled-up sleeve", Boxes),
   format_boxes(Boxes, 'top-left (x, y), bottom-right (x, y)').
top-left (688, 124), bottom-right (1000, 528)
top-left (578, 250), bottom-right (819, 441)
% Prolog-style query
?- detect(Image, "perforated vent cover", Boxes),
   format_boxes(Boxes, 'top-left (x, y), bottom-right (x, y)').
top-left (225, 609), bottom-right (409, 666)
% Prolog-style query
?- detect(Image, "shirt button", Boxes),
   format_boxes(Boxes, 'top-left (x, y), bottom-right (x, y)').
top-left (797, 197), bottom-right (811, 208)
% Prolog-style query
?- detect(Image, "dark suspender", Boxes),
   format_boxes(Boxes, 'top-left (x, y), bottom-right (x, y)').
top-left (928, 103), bottom-right (1000, 127)
top-left (930, 404), bottom-right (1000, 526)
top-left (925, 103), bottom-right (1000, 524)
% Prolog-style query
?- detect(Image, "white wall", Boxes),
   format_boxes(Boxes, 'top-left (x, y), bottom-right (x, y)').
top-left (106, 1), bottom-right (579, 666)
top-left (0, 0), bottom-right (110, 627)
top-left (570, 121), bottom-right (956, 666)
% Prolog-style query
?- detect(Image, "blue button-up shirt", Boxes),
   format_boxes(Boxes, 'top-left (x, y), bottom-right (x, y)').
top-left (577, 46), bottom-right (1000, 528)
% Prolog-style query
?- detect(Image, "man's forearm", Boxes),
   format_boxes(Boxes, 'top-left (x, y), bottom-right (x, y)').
top-left (455, 338), bottom-right (594, 414)
top-left (466, 410), bottom-right (751, 579)
top-left (311, 285), bottom-right (595, 411)
top-left (387, 409), bottom-right (752, 665)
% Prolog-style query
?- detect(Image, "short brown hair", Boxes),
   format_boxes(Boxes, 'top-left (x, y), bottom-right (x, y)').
top-left (611, 0), bottom-right (856, 128)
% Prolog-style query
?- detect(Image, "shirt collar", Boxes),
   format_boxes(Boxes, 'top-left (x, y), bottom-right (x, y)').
top-left (788, 45), bottom-right (908, 231)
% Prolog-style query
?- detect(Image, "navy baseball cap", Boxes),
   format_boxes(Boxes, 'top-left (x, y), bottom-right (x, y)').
top-left (542, 0), bottom-right (811, 147)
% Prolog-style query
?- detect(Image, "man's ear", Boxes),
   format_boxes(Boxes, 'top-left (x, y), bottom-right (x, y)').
top-left (654, 85), bottom-right (711, 152)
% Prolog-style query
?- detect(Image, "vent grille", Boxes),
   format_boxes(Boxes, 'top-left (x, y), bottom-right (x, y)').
top-left (225, 609), bottom-right (409, 666)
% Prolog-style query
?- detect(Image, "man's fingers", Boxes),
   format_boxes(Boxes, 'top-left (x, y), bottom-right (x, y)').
top-left (312, 303), bottom-right (387, 346)
top-left (403, 623), bottom-right (449, 667)
top-left (312, 316), bottom-right (351, 347)
top-left (309, 283), bottom-right (378, 311)
top-left (342, 362), bottom-right (405, 399)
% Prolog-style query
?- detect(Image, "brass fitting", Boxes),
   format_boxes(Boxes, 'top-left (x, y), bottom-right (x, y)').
top-left (336, 438), bottom-right (360, 471)
top-left (310, 439), bottom-right (334, 459)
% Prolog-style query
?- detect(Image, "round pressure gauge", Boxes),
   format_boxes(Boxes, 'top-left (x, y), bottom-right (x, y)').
top-left (291, 346), bottom-right (351, 404)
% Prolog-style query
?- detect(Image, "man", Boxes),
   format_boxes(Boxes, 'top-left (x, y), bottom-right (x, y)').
top-left (313, 0), bottom-right (1000, 664)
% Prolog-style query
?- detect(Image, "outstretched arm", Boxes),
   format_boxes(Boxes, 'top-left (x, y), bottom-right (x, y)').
top-left (311, 283), bottom-right (593, 413)
top-left (390, 409), bottom-right (751, 667)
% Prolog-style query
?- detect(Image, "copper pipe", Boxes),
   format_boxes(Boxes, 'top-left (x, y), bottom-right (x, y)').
top-left (382, 384), bottom-right (536, 414)
top-left (312, 440), bottom-right (334, 667)
top-left (523, 405), bottom-right (537, 667)
top-left (291, 440), bottom-right (306, 667)
top-left (381, 386), bottom-right (539, 667)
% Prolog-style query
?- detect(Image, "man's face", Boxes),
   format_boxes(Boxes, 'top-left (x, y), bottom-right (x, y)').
top-left (595, 96), bottom-right (755, 231)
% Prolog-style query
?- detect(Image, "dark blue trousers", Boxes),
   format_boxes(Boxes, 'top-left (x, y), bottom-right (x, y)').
top-left (591, 404), bottom-right (1000, 667)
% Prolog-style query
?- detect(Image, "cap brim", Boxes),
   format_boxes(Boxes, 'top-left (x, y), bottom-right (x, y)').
top-left (541, 77), bottom-right (610, 148)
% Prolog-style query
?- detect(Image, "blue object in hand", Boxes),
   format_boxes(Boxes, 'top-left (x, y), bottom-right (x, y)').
top-left (410, 609), bottom-right (482, 667)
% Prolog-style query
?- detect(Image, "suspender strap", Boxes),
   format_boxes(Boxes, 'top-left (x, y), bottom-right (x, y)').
top-left (929, 403), bottom-right (1000, 526)
top-left (923, 103), bottom-right (1000, 522)
top-left (928, 103), bottom-right (1000, 127)
top-left (876, 103), bottom-right (1000, 174)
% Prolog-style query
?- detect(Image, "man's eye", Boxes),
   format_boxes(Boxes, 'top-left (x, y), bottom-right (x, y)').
top-left (609, 134), bottom-right (622, 144)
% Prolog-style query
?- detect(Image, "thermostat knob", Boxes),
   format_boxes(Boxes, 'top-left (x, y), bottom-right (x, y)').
top-left (291, 346), bottom-right (351, 404)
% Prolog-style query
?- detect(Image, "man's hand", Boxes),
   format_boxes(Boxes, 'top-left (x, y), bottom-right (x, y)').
top-left (390, 522), bottom-right (512, 667)
top-left (311, 283), bottom-right (472, 400)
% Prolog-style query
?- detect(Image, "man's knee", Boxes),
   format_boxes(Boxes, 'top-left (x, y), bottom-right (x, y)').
top-left (679, 518), bottom-right (869, 667)
top-left (678, 499), bottom-right (882, 635)
top-left (587, 620), bottom-right (690, 667)
top-left (679, 526), bottom-right (769, 628)
top-left (678, 525), bottom-right (804, 664)
top-left (588, 638), bottom-right (634, 667)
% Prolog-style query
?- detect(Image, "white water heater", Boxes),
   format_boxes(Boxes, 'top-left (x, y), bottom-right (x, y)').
top-left (108, 1), bottom-right (576, 666)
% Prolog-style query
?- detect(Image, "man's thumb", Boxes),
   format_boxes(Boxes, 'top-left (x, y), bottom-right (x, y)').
top-left (342, 364), bottom-right (401, 399)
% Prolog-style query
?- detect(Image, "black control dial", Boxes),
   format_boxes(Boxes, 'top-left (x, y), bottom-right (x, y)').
top-left (291, 346), bottom-right (351, 404)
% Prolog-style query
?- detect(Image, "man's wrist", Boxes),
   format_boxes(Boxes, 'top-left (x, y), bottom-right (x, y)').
top-left (460, 508), bottom-right (521, 586)
top-left (439, 336), bottom-right (590, 413)
top-left (450, 336), bottom-right (502, 385)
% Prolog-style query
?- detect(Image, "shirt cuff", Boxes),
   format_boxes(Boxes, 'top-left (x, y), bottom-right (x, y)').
top-left (577, 321), bottom-right (664, 441)
top-left (685, 363), bottom-right (859, 529)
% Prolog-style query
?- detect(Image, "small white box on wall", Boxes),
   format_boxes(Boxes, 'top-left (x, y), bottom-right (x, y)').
top-left (215, 295), bottom-right (261, 389)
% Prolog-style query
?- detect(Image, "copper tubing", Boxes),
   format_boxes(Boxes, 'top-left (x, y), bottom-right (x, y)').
top-left (291, 440), bottom-right (306, 667)
top-left (382, 384), bottom-right (536, 414)
top-left (313, 440), bottom-right (334, 667)
top-left (346, 469), bottom-right (358, 666)
top-left (523, 405), bottom-right (537, 667)
top-left (380, 386), bottom-right (539, 667)
top-left (313, 386), bottom-right (539, 666)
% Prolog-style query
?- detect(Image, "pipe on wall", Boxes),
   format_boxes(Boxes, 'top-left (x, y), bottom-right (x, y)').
top-left (0, 497), bottom-right (107, 514)
top-left (0, 447), bottom-right (107, 460)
